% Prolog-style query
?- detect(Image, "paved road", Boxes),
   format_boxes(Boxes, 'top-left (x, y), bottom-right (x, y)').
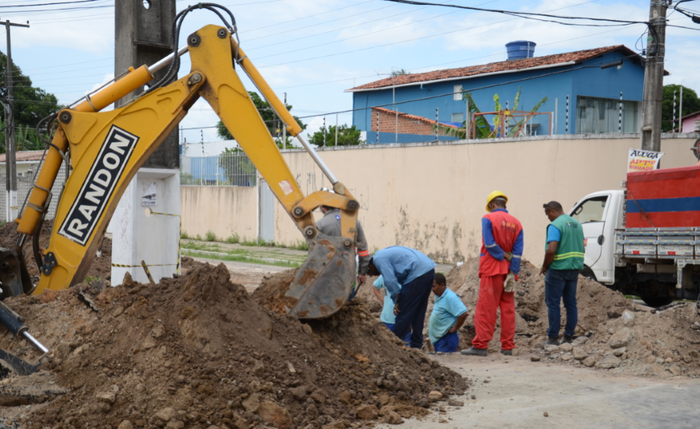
top-left (378, 353), bottom-right (700, 429)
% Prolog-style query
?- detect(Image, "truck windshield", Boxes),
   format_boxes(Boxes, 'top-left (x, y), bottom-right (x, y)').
top-left (571, 196), bottom-right (608, 223)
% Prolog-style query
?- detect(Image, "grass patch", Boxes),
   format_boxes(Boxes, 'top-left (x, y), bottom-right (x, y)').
top-left (183, 250), bottom-right (300, 268)
top-left (225, 233), bottom-right (240, 244)
top-left (624, 295), bottom-right (641, 300)
top-left (180, 231), bottom-right (190, 239)
top-left (205, 231), bottom-right (217, 242)
top-left (241, 237), bottom-right (275, 247)
top-left (287, 240), bottom-right (310, 251)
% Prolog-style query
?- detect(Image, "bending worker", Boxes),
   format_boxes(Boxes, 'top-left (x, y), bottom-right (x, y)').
top-left (429, 273), bottom-right (468, 353)
top-left (462, 191), bottom-right (523, 357)
top-left (367, 246), bottom-right (436, 349)
top-left (316, 188), bottom-right (370, 285)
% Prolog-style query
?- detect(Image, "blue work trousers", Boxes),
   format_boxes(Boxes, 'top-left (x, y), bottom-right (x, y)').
top-left (433, 331), bottom-right (459, 353)
top-left (393, 269), bottom-right (435, 348)
top-left (545, 269), bottom-right (579, 338)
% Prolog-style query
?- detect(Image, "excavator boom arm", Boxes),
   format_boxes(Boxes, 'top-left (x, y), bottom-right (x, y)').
top-left (8, 25), bottom-right (358, 320)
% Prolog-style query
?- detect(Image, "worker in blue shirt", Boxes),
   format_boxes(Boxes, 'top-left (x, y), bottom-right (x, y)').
top-left (429, 273), bottom-right (468, 353)
top-left (367, 246), bottom-right (436, 349)
top-left (371, 275), bottom-right (411, 345)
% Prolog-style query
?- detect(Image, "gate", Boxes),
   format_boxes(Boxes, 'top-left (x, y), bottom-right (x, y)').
top-left (258, 179), bottom-right (275, 243)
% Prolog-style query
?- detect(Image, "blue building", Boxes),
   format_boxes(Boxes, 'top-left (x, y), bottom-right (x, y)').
top-left (348, 44), bottom-right (651, 143)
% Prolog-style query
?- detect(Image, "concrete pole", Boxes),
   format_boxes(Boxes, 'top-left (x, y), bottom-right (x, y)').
top-left (640, 0), bottom-right (668, 151)
top-left (3, 20), bottom-right (29, 223)
top-left (679, 86), bottom-right (683, 132)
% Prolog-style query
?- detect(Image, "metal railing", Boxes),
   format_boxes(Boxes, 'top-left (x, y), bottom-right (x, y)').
top-left (180, 152), bottom-right (257, 187)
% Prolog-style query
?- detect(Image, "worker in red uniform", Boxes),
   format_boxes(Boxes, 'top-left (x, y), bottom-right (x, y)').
top-left (462, 191), bottom-right (524, 357)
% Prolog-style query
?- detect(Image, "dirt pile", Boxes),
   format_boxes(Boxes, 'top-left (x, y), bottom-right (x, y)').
top-left (0, 261), bottom-right (467, 429)
top-left (434, 259), bottom-right (700, 378)
top-left (0, 220), bottom-right (112, 282)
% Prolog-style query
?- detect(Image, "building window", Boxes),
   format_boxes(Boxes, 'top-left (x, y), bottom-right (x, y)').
top-left (451, 113), bottom-right (464, 123)
top-left (576, 96), bottom-right (639, 134)
top-left (453, 85), bottom-right (463, 101)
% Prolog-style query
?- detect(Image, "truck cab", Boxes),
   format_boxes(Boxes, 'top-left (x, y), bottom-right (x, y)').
top-left (568, 190), bottom-right (625, 285)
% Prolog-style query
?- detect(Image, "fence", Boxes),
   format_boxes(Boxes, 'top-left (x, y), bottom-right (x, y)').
top-left (180, 152), bottom-right (257, 187)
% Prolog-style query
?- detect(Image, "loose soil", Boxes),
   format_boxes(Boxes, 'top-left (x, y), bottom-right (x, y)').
top-left (0, 258), bottom-right (466, 429)
top-left (356, 258), bottom-right (700, 378)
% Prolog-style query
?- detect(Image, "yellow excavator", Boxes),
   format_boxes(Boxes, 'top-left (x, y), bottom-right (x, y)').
top-left (0, 4), bottom-right (360, 339)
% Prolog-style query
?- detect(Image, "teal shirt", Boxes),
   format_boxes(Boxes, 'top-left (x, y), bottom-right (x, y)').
top-left (374, 276), bottom-right (397, 324)
top-left (428, 288), bottom-right (468, 344)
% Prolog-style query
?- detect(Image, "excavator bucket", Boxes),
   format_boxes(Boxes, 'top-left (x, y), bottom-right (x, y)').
top-left (0, 247), bottom-right (33, 301)
top-left (285, 233), bottom-right (356, 319)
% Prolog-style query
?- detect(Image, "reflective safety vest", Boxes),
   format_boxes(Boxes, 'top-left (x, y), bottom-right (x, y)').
top-left (547, 214), bottom-right (585, 271)
top-left (479, 210), bottom-right (523, 277)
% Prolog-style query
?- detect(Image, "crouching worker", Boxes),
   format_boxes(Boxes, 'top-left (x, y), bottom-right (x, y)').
top-left (429, 273), bottom-right (468, 353)
top-left (372, 275), bottom-right (411, 345)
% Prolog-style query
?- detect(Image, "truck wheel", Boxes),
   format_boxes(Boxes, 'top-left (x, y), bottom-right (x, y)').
top-left (639, 291), bottom-right (674, 308)
top-left (580, 266), bottom-right (597, 282)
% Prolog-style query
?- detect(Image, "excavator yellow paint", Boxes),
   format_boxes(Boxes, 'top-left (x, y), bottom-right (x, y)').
top-left (9, 25), bottom-right (359, 319)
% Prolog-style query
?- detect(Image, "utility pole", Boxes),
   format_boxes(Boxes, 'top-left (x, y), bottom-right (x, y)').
top-left (640, 0), bottom-right (668, 151)
top-left (3, 20), bottom-right (29, 223)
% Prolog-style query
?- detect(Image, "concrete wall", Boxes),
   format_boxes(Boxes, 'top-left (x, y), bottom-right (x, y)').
top-left (181, 185), bottom-right (257, 241)
top-left (271, 134), bottom-right (700, 265)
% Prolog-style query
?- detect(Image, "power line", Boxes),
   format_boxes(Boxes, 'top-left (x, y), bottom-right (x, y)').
top-left (0, 0), bottom-right (100, 8)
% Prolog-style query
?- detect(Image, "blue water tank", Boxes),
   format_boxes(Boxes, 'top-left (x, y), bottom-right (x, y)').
top-left (506, 41), bottom-right (536, 60)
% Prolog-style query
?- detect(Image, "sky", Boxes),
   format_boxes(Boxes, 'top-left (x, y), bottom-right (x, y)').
top-left (2, 0), bottom-right (699, 155)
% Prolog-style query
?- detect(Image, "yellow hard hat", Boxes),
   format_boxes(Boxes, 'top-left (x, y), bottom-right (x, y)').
top-left (485, 190), bottom-right (508, 212)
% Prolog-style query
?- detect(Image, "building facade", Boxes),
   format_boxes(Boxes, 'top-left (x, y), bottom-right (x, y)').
top-left (349, 45), bottom-right (649, 143)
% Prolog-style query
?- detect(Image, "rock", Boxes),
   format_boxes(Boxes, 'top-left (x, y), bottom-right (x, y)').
top-left (257, 401), bottom-right (292, 429)
top-left (381, 411), bottom-right (403, 425)
top-left (448, 399), bottom-right (464, 407)
top-left (530, 356), bottom-right (541, 362)
top-left (96, 392), bottom-right (116, 404)
top-left (612, 347), bottom-right (627, 357)
top-left (621, 310), bottom-right (635, 327)
top-left (242, 393), bottom-right (260, 413)
top-left (609, 328), bottom-right (633, 349)
top-left (572, 347), bottom-right (588, 360)
top-left (596, 355), bottom-right (621, 369)
top-left (669, 365), bottom-right (681, 376)
top-left (166, 421), bottom-right (184, 429)
top-left (572, 336), bottom-right (588, 346)
top-left (544, 412), bottom-right (549, 417)
top-left (559, 343), bottom-right (573, 352)
top-left (290, 386), bottom-right (308, 401)
top-left (310, 389), bottom-right (327, 404)
top-left (379, 394), bottom-right (390, 406)
top-left (428, 391), bottom-right (443, 402)
top-left (322, 422), bottom-right (346, 429)
top-left (40, 289), bottom-right (60, 303)
top-left (645, 355), bottom-right (656, 364)
top-left (561, 353), bottom-right (572, 362)
top-left (154, 408), bottom-right (177, 422)
top-left (545, 344), bottom-right (559, 353)
top-left (117, 421), bottom-right (134, 429)
top-left (251, 359), bottom-right (265, 376)
top-left (339, 391), bottom-right (352, 405)
top-left (583, 357), bottom-right (597, 367)
top-left (356, 404), bottom-right (379, 420)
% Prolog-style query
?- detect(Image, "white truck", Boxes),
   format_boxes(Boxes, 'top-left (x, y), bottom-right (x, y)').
top-left (569, 164), bottom-right (700, 307)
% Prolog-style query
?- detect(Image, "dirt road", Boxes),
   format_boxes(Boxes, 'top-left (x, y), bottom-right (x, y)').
top-left (379, 353), bottom-right (700, 429)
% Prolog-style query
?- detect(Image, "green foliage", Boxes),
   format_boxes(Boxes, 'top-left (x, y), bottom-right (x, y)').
top-left (205, 231), bottom-right (217, 242)
top-left (180, 231), bottom-right (190, 239)
top-left (84, 276), bottom-right (101, 283)
top-left (440, 87), bottom-right (547, 139)
top-left (216, 91), bottom-right (306, 147)
top-left (180, 172), bottom-right (196, 185)
top-left (288, 240), bottom-right (310, 251)
top-left (241, 237), bottom-right (275, 247)
top-left (226, 233), bottom-right (240, 244)
top-left (308, 124), bottom-right (364, 147)
top-left (0, 51), bottom-right (63, 154)
top-left (662, 84), bottom-right (700, 132)
top-left (390, 69), bottom-right (410, 77)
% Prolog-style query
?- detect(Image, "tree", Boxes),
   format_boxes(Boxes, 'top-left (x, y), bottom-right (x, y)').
top-left (216, 91), bottom-right (306, 147)
top-left (390, 69), bottom-right (410, 77)
top-left (217, 147), bottom-right (257, 186)
top-left (308, 124), bottom-right (364, 147)
top-left (0, 51), bottom-right (63, 153)
top-left (662, 84), bottom-right (700, 132)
